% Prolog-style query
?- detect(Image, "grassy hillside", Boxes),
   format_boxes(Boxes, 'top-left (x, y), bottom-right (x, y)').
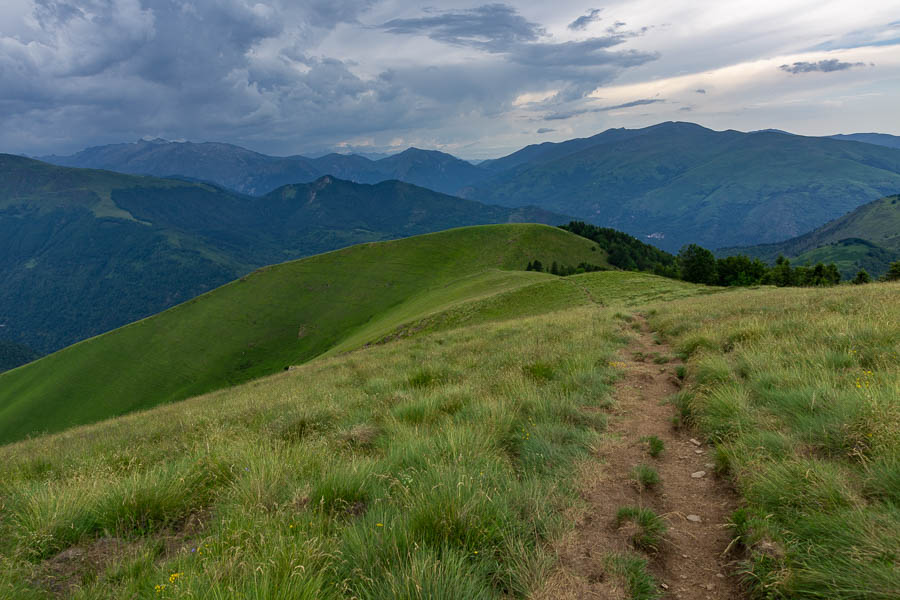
top-left (723, 194), bottom-right (900, 277)
top-left (469, 123), bottom-right (900, 251)
top-left (0, 155), bottom-right (566, 354)
top-left (0, 269), bottom-right (707, 599)
top-left (649, 283), bottom-right (900, 598)
top-left (0, 224), bottom-right (601, 444)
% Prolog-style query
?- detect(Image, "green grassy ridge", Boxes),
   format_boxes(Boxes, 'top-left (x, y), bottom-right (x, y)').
top-left (0, 299), bottom-right (632, 599)
top-left (353, 271), bottom-right (714, 351)
top-left (793, 239), bottom-right (896, 280)
top-left (647, 283), bottom-right (900, 599)
top-left (0, 224), bottom-right (602, 445)
top-left (723, 195), bottom-right (900, 277)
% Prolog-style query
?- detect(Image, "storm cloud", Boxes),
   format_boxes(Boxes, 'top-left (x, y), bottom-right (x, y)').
top-left (1, 1), bottom-right (898, 158)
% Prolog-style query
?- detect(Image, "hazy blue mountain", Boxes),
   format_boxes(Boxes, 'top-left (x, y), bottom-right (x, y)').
top-left (0, 155), bottom-right (565, 354)
top-left (42, 140), bottom-right (487, 196)
top-left (828, 133), bottom-right (900, 149)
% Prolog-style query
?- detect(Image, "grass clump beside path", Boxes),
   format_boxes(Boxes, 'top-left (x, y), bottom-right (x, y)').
top-left (0, 304), bottom-right (625, 599)
top-left (648, 282), bottom-right (900, 599)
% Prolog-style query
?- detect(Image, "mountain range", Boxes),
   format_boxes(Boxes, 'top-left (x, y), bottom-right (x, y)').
top-left (464, 123), bottom-right (900, 251)
top-left (41, 139), bottom-right (487, 197)
top-left (0, 154), bottom-right (564, 357)
top-left (42, 123), bottom-right (900, 252)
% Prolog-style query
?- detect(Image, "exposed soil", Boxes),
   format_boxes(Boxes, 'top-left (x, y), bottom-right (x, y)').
top-left (37, 537), bottom-right (142, 598)
top-left (535, 315), bottom-right (746, 599)
top-left (36, 511), bottom-right (209, 598)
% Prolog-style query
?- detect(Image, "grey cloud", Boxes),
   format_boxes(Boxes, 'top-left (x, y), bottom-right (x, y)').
top-left (380, 4), bottom-right (657, 106)
top-left (536, 127), bottom-right (555, 133)
top-left (32, 0), bottom-right (85, 27)
top-left (545, 98), bottom-right (664, 121)
top-left (510, 37), bottom-right (654, 67)
top-left (381, 4), bottom-right (655, 68)
top-left (779, 59), bottom-right (866, 74)
top-left (568, 8), bottom-right (601, 31)
top-left (679, 106), bottom-right (693, 111)
top-left (0, 1), bottom-right (659, 157)
top-left (695, 88), bottom-right (706, 94)
top-left (381, 4), bottom-right (544, 52)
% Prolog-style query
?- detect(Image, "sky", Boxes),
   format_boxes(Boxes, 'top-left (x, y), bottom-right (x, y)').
top-left (1, 0), bottom-right (899, 159)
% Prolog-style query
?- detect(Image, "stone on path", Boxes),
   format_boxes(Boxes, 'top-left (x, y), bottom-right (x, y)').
top-left (691, 470), bottom-right (706, 478)
top-left (687, 514), bottom-right (702, 522)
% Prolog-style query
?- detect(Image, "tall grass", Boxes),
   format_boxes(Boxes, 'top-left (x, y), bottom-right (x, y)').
top-left (648, 282), bottom-right (900, 599)
top-left (0, 305), bottom-right (622, 599)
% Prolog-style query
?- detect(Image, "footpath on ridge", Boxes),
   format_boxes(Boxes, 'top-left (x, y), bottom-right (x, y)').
top-left (536, 315), bottom-right (746, 599)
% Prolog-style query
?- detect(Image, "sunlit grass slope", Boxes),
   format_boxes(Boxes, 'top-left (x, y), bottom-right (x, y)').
top-left (0, 224), bottom-right (602, 444)
top-left (0, 303), bottom-right (629, 599)
top-left (340, 271), bottom-right (712, 352)
top-left (648, 282), bottom-right (900, 599)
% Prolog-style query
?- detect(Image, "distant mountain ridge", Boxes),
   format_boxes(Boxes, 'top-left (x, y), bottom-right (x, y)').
top-left (42, 140), bottom-right (487, 196)
top-left (463, 122), bottom-right (900, 251)
top-left (720, 194), bottom-right (900, 278)
top-left (828, 133), bottom-right (900, 149)
top-left (0, 155), bottom-right (566, 354)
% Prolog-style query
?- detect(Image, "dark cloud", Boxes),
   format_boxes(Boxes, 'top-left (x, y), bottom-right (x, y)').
top-left (545, 98), bottom-right (664, 121)
top-left (536, 127), bottom-right (555, 133)
top-left (695, 88), bottom-right (707, 94)
top-left (381, 4), bottom-right (544, 52)
top-left (779, 59), bottom-right (866, 74)
top-left (380, 4), bottom-right (657, 104)
top-left (568, 8), bottom-right (602, 31)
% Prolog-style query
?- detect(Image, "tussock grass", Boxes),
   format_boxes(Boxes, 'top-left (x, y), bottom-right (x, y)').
top-left (630, 465), bottom-right (661, 490)
top-left (641, 435), bottom-right (665, 458)
top-left (604, 553), bottom-right (662, 600)
top-left (0, 305), bottom-right (625, 599)
top-left (614, 506), bottom-right (667, 552)
top-left (648, 282), bottom-right (900, 599)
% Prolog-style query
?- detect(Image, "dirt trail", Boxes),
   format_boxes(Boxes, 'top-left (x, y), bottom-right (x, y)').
top-left (535, 315), bottom-right (745, 599)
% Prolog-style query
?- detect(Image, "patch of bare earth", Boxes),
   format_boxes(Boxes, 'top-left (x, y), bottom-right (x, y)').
top-left (36, 537), bottom-right (142, 598)
top-left (535, 316), bottom-right (745, 600)
top-left (35, 511), bottom-right (209, 597)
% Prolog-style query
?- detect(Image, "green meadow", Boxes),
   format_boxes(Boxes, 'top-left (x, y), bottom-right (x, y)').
top-left (0, 269), bottom-right (709, 599)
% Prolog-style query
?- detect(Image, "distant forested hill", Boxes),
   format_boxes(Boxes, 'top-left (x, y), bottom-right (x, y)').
top-left (0, 340), bottom-right (37, 373)
top-left (721, 194), bottom-right (900, 278)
